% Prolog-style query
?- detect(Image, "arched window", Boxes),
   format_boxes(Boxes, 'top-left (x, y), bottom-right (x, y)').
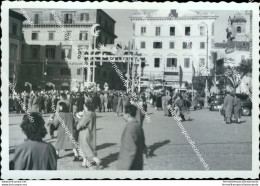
top-left (237, 26), bottom-right (241, 33)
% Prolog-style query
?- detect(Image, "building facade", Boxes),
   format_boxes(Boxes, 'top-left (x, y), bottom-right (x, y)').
top-left (9, 10), bottom-right (26, 89)
top-left (213, 11), bottom-right (252, 93)
top-left (17, 9), bottom-right (120, 91)
top-left (130, 9), bottom-right (218, 87)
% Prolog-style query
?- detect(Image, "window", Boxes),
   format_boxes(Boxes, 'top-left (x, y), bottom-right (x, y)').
top-left (48, 32), bottom-right (54, 40)
top-left (237, 26), bottom-right (241, 33)
top-left (170, 27), bottom-right (175, 36)
top-left (155, 27), bottom-right (161, 36)
top-left (10, 44), bottom-right (18, 59)
top-left (79, 32), bottom-right (88, 40)
top-left (45, 46), bottom-right (56, 59)
top-left (154, 58), bottom-right (160, 68)
top-left (169, 42), bottom-right (175, 49)
top-left (61, 47), bottom-right (72, 59)
top-left (80, 13), bottom-right (89, 21)
top-left (77, 68), bottom-right (81, 75)
top-left (34, 14), bottom-right (39, 24)
top-left (153, 42), bottom-right (162, 49)
top-left (65, 31), bottom-right (71, 40)
top-left (64, 13), bottom-right (73, 24)
top-left (12, 23), bottom-right (18, 35)
top-left (200, 42), bottom-right (205, 49)
top-left (199, 58), bottom-right (205, 67)
top-left (184, 58), bottom-right (190, 68)
top-left (183, 42), bottom-right (192, 49)
top-left (140, 42), bottom-right (146, 49)
top-left (141, 27), bottom-right (146, 35)
top-left (49, 13), bottom-right (54, 21)
top-left (31, 46), bottom-right (39, 59)
top-left (200, 26), bottom-right (205, 36)
top-left (31, 32), bottom-right (38, 40)
top-left (61, 68), bottom-right (71, 75)
top-left (185, 26), bottom-right (190, 36)
top-left (167, 58), bottom-right (177, 67)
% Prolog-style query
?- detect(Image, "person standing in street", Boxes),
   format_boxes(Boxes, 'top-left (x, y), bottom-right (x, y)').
top-left (117, 93), bottom-right (123, 116)
top-left (233, 94), bottom-right (242, 123)
top-left (100, 92), bottom-right (105, 112)
top-left (31, 92), bottom-right (40, 113)
top-left (117, 104), bottom-right (145, 170)
top-left (76, 102), bottom-right (101, 169)
top-left (53, 102), bottom-right (79, 160)
top-left (103, 92), bottom-right (108, 112)
top-left (223, 92), bottom-right (235, 124)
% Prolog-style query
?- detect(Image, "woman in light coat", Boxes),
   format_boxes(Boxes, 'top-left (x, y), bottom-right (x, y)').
top-left (76, 102), bottom-right (101, 168)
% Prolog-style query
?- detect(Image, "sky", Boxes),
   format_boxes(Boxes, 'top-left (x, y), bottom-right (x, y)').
top-left (104, 9), bottom-right (250, 44)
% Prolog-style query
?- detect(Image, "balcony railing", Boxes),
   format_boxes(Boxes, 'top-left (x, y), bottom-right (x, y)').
top-left (165, 67), bottom-right (178, 71)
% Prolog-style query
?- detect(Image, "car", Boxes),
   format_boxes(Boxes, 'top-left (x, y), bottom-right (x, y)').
top-left (235, 93), bottom-right (252, 116)
top-left (209, 93), bottom-right (252, 116)
top-left (209, 94), bottom-right (225, 111)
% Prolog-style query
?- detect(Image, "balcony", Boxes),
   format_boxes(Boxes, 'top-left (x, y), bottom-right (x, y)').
top-left (165, 67), bottom-right (178, 71)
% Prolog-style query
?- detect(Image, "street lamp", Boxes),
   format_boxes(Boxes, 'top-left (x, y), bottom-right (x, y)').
top-left (43, 57), bottom-right (48, 90)
top-left (200, 22), bottom-right (209, 108)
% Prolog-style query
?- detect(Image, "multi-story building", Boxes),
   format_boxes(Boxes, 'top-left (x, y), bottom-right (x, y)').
top-left (214, 11), bottom-right (251, 66)
top-left (130, 9), bottom-right (218, 88)
top-left (9, 10), bottom-right (26, 88)
top-left (213, 11), bottom-right (252, 93)
top-left (16, 9), bottom-right (120, 91)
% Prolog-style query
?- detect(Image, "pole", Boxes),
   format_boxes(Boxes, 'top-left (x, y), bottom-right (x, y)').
top-left (87, 39), bottom-right (91, 86)
top-left (131, 40), bottom-right (135, 93)
top-left (204, 23), bottom-right (209, 108)
top-left (163, 57), bottom-right (165, 90)
top-left (93, 36), bottom-right (96, 83)
top-left (138, 57), bottom-right (141, 93)
top-left (127, 41), bottom-right (130, 93)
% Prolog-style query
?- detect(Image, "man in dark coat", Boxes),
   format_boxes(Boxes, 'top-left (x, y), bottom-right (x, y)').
top-left (117, 104), bottom-right (145, 170)
top-left (223, 92), bottom-right (235, 124)
top-left (76, 93), bottom-right (84, 112)
top-left (233, 95), bottom-right (242, 123)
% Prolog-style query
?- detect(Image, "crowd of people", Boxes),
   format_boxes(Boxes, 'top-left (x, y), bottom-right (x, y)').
top-left (9, 90), bottom-right (147, 116)
top-left (9, 87), bottom-right (244, 171)
top-left (10, 89), bottom-right (149, 170)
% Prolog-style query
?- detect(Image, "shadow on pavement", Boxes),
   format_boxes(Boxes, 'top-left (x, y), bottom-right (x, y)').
top-left (100, 152), bottom-right (119, 169)
top-left (97, 143), bottom-right (117, 151)
top-left (148, 140), bottom-right (170, 157)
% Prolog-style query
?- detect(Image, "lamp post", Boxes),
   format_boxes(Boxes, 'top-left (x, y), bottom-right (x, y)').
top-left (201, 22), bottom-right (209, 108)
top-left (43, 57), bottom-right (48, 90)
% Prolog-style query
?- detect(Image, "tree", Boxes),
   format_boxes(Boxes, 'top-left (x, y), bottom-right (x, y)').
top-left (192, 76), bottom-right (206, 97)
top-left (224, 59), bottom-right (252, 91)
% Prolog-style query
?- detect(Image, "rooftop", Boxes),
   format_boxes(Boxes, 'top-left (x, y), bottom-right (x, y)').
top-left (130, 9), bottom-right (218, 19)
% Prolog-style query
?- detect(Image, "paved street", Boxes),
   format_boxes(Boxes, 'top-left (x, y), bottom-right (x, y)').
top-left (9, 106), bottom-right (252, 170)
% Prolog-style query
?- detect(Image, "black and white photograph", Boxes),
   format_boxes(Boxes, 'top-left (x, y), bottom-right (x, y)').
top-left (1, 1), bottom-right (259, 180)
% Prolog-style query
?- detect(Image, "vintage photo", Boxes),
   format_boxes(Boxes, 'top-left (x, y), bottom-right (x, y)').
top-left (1, 1), bottom-right (259, 179)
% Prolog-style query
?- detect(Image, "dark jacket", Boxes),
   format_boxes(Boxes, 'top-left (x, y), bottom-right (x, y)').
top-left (117, 119), bottom-right (145, 170)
